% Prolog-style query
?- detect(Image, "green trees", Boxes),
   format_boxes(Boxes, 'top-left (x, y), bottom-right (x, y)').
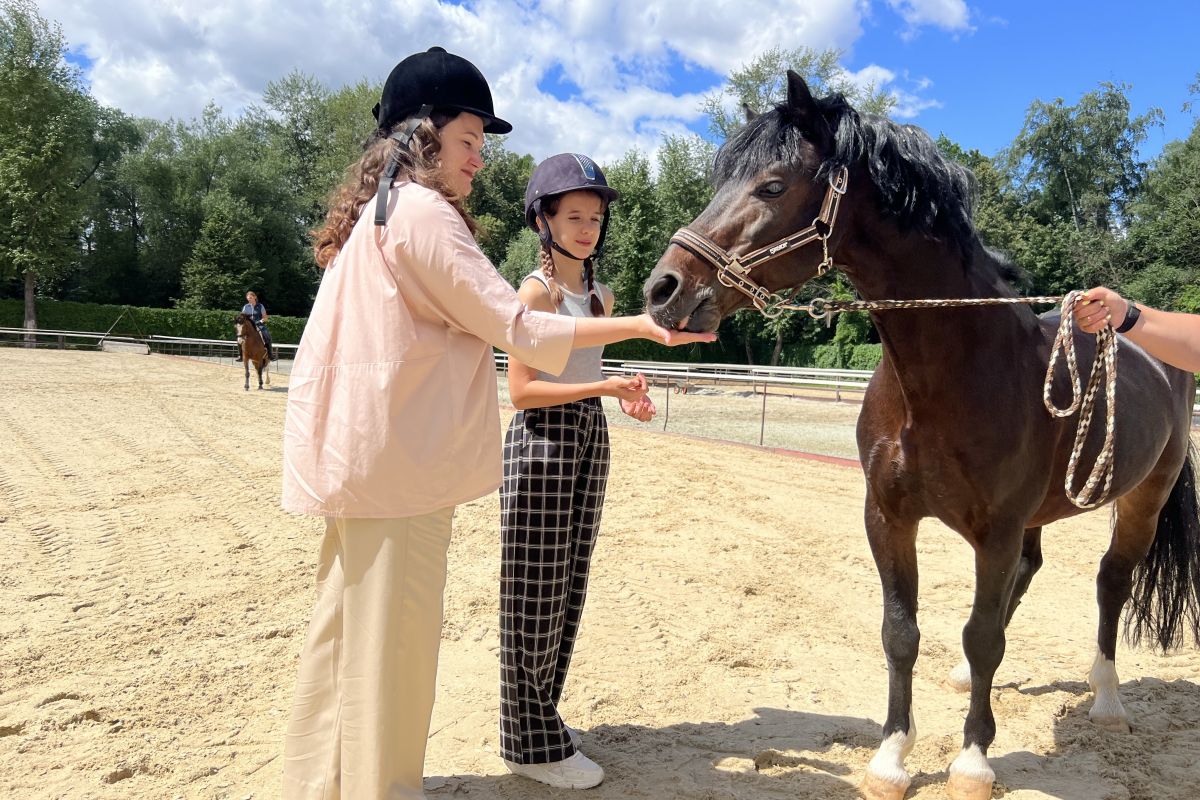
top-left (469, 137), bottom-right (534, 266)
top-left (2, 7), bottom-right (1196, 370)
top-left (995, 83), bottom-right (1164, 296)
top-left (0, 0), bottom-right (93, 330)
top-left (702, 46), bottom-right (895, 138)
top-left (1005, 83), bottom-right (1162, 232)
top-left (1120, 120), bottom-right (1200, 310)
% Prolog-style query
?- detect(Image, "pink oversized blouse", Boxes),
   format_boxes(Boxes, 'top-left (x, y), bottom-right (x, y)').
top-left (282, 181), bottom-right (576, 517)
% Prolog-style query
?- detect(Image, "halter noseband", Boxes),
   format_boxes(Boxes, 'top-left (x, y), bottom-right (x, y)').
top-left (668, 165), bottom-right (849, 318)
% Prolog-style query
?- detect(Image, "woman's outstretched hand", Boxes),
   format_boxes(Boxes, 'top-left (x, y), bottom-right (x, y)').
top-left (638, 314), bottom-right (718, 346)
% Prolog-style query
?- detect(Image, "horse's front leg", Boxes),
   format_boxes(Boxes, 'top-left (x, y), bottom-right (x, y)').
top-left (257, 360), bottom-right (264, 390)
top-left (244, 356), bottom-right (250, 391)
top-left (860, 492), bottom-right (920, 800)
top-left (946, 522), bottom-right (1023, 800)
top-left (947, 526), bottom-right (1043, 691)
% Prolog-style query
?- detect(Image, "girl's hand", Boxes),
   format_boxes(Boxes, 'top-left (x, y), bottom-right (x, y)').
top-left (604, 375), bottom-right (648, 403)
top-left (620, 394), bottom-right (656, 422)
top-left (1075, 287), bottom-right (1128, 334)
top-left (638, 314), bottom-right (718, 346)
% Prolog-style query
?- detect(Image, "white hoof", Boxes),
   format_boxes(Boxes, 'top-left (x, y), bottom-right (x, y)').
top-left (947, 745), bottom-right (994, 800)
top-left (862, 722), bottom-right (917, 800)
top-left (1087, 649), bottom-right (1129, 732)
top-left (860, 770), bottom-right (910, 800)
top-left (945, 658), bottom-right (972, 693)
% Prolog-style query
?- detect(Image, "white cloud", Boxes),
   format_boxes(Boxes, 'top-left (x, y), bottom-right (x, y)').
top-left (885, 0), bottom-right (973, 40)
top-left (39, 0), bottom-right (958, 164)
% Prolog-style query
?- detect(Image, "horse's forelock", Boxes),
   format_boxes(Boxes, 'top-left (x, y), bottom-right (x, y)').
top-left (712, 110), bottom-right (806, 186)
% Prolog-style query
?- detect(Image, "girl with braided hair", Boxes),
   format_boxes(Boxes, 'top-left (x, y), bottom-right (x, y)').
top-left (281, 52), bottom-right (712, 800)
top-left (498, 154), bottom-right (656, 789)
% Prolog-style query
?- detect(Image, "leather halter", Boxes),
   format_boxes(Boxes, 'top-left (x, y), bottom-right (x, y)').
top-left (668, 166), bottom-right (849, 316)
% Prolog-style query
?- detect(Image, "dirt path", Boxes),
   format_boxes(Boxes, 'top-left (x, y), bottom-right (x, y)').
top-left (2, 349), bottom-right (1198, 800)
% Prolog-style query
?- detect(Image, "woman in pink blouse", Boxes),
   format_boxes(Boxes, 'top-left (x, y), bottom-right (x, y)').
top-left (279, 47), bottom-right (713, 800)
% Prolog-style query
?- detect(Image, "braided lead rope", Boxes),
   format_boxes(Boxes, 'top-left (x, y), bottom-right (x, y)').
top-left (785, 294), bottom-right (1066, 318)
top-left (778, 290), bottom-right (1118, 510)
top-left (1043, 291), bottom-right (1119, 509)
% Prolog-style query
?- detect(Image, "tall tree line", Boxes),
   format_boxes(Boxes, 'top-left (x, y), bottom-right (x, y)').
top-left (3, 1), bottom-right (1198, 364)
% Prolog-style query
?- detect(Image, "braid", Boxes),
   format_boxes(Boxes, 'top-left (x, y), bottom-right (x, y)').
top-left (584, 258), bottom-right (605, 316)
top-left (540, 247), bottom-right (564, 305)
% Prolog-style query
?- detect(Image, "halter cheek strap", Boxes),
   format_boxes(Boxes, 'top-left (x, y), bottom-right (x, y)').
top-left (374, 104), bottom-right (433, 227)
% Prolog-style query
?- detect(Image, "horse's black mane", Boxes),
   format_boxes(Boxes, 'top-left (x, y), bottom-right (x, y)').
top-left (713, 93), bottom-right (979, 258)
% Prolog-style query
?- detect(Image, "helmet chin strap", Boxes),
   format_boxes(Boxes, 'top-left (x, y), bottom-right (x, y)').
top-left (374, 104), bottom-right (433, 226)
top-left (549, 240), bottom-right (578, 260)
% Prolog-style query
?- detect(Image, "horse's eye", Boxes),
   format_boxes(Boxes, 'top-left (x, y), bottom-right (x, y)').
top-left (757, 180), bottom-right (786, 198)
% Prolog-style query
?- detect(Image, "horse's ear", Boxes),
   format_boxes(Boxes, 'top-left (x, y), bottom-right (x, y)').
top-left (785, 70), bottom-right (819, 116)
top-left (785, 69), bottom-right (834, 142)
top-left (742, 103), bottom-right (759, 123)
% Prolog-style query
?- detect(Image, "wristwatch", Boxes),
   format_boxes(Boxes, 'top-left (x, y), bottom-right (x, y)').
top-left (1114, 300), bottom-right (1141, 333)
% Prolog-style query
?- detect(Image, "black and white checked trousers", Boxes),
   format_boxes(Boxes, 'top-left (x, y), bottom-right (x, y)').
top-left (499, 397), bottom-right (610, 764)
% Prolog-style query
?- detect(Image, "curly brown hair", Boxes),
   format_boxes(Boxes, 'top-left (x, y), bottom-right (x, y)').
top-left (311, 113), bottom-right (477, 269)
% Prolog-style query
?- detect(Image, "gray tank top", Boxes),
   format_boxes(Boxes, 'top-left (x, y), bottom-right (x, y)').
top-left (524, 271), bottom-right (605, 384)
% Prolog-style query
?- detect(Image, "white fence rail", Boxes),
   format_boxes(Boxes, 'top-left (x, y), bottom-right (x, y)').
top-left (7, 328), bottom-right (1200, 444)
top-left (0, 327), bottom-right (297, 374)
top-left (493, 353), bottom-right (872, 399)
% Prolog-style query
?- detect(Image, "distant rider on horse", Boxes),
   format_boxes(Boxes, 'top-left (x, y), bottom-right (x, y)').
top-left (237, 290), bottom-right (275, 362)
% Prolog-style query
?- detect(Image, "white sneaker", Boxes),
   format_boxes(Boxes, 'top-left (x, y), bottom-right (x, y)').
top-left (504, 750), bottom-right (605, 789)
top-left (566, 725), bottom-right (583, 750)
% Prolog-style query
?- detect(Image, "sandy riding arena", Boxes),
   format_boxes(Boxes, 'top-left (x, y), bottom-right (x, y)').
top-left (3, 349), bottom-right (1200, 800)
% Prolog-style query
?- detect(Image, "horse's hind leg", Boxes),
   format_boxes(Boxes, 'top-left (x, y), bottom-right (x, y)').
top-left (947, 526), bottom-right (1043, 691)
top-left (860, 493), bottom-right (921, 800)
top-left (946, 521), bottom-right (1024, 800)
top-left (1090, 464), bottom-right (1180, 732)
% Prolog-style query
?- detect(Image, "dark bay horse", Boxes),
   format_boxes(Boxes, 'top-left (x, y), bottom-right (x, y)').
top-left (234, 313), bottom-right (270, 391)
top-left (644, 71), bottom-right (1200, 800)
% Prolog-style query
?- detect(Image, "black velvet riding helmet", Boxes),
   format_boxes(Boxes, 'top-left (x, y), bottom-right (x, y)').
top-left (373, 46), bottom-right (511, 135)
top-left (373, 47), bottom-right (511, 225)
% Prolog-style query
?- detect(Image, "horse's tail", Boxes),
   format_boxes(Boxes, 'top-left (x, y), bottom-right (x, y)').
top-left (1125, 442), bottom-right (1200, 651)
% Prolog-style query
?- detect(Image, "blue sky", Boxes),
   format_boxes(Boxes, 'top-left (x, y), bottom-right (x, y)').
top-left (846, 1), bottom-right (1198, 159)
top-left (40, 0), bottom-right (1198, 166)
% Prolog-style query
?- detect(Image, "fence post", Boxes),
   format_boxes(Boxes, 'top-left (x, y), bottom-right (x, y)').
top-left (663, 379), bottom-right (671, 431)
top-left (759, 381), bottom-right (767, 446)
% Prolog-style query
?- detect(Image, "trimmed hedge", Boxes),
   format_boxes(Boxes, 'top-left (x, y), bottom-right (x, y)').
top-left (0, 299), bottom-right (307, 344)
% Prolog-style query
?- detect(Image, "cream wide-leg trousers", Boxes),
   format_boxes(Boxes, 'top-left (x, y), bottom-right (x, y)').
top-left (282, 508), bottom-right (455, 800)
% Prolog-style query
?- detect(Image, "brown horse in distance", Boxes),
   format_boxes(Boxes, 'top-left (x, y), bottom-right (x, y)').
top-left (234, 313), bottom-right (270, 391)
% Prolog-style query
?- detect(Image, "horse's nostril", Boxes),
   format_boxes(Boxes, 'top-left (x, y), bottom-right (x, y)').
top-left (648, 273), bottom-right (680, 308)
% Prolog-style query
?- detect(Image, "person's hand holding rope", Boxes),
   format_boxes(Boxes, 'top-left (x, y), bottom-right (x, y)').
top-left (1075, 287), bottom-right (1132, 334)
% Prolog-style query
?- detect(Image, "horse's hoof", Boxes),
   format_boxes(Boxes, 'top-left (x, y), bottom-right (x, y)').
top-left (1089, 713), bottom-right (1131, 733)
top-left (946, 772), bottom-right (993, 800)
top-left (860, 771), bottom-right (909, 800)
top-left (943, 658), bottom-right (972, 692)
